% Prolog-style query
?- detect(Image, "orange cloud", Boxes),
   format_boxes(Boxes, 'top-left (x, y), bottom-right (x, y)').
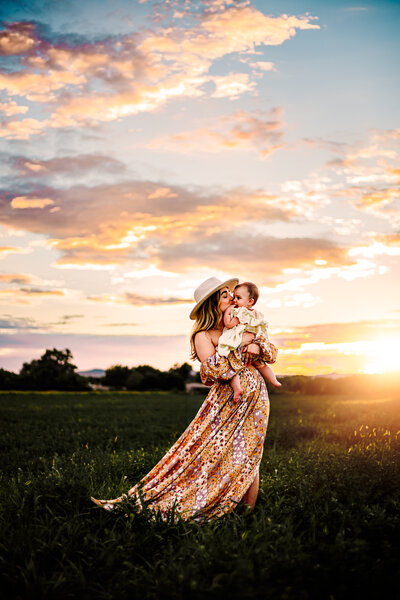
top-left (139, 5), bottom-right (319, 62)
top-left (314, 128), bottom-right (400, 223)
top-left (47, 73), bottom-right (207, 129)
top-left (13, 154), bottom-right (125, 178)
top-left (0, 100), bottom-right (29, 117)
top-left (149, 109), bottom-right (285, 158)
top-left (0, 176), bottom-right (355, 282)
top-left (0, 70), bottom-right (84, 101)
top-left (0, 246), bottom-right (27, 258)
top-left (88, 292), bottom-right (191, 306)
top-left (0, 117), bottom-right (46, 140)
top-left (0, 273), bottom-right (33, 284)
top-left (274, 319), bottom-right (400, 347)
top-left (349, 234), bottom-right (400, 259)
top-left (273, 318), bottom-right (400, 375)
top-left (153, 232), bottom-right (354, 284)
top-left (358, 187), bottom-right (399, 209)
top-left (0, 287), bottom-right (65, 305)
top-left (0, 22), bottom-right (35, 55)
top-left (0, 7), bottom-right (318, 136)
top-left (11, 196), bottom-right (54, 209)
top-left (0, 179), bottom-right (300, 246)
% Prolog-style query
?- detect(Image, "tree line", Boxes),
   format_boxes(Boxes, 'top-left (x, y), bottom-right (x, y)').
top-left (0, 347), bottom-right (397, 395)
top-left (101, 362), bottom-right (194, 391)
top-left (0, 348), bottom-right (195, 391)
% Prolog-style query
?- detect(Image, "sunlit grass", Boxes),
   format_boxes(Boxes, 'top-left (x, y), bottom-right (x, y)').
top-left (0, 390), bottom-right (399, 599)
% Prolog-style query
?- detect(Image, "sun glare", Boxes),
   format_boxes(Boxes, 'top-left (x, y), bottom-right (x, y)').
top-left (363, 338), bottom-right (400, 374)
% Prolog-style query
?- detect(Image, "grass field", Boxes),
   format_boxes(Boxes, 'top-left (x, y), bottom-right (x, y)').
top-left (1, 389), bottom-right (400, 599)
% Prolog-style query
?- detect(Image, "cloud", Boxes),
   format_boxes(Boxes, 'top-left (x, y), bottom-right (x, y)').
top-left (271, 318), bottom-right (400, 375)
top-left (0, 175), bottom-right (358, 282)
top-left (154, 231), bottom-right (354, 284)
top-left (0, 273), bottom-right (33, 284)
top-left (11, 196), bottom-right (54, 209)
top-left (12, 154), bottom-right (126, 178)
top-left (312, 128), bottom-right (400, 224)
top-left (249, 61), bottom-right (276, 72)
top-left (211, 73), bottom-right (256, 99)
top-left (344, 6), bottom-right (368, 12)
top-left (0, 312), bottom-right (85, 333)
top-left (0, 178), bottom-right (302, 250)
top-left (0, 100), bottom-right (29, 117)
top-left (349, 234), bottom-right (400, 259)
top-left (0, 22), bottom-right (36, 55)
top-left (0, 287), bottom-right (65, 305)
top-left (105, 322), bottom-right (138, 327)
top-left (0, 315), bottom-right (40, 331)
top-left (274, 319), bottom-right (400, 348)
top-left (139, 4), bottom-right (319, 61)
top-left (88, 292), bottom-right (191, 306)
top-left (149, 109), bottom-right (285, 158)
top-left (0, 7), bottom-right (318, 136)
top-left (0, 117), bottom-right (46, 140)
top-left (0, 245), bottom-right (27, 258)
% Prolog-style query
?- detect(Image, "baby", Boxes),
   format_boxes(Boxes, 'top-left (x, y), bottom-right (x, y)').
top-left (218, 281), bottom-right (281, 402)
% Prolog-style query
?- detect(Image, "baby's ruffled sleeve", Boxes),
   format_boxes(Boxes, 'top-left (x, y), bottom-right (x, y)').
top-left (200, 353), bottom-right (237, 386)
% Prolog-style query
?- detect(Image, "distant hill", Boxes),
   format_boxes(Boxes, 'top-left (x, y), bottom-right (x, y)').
top-left (78, 369), bottom-right (105, 379)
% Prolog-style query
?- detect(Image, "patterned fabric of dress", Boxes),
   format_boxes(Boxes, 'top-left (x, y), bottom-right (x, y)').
top-left (218, 307), bottom-right (269, 357)
top-left (92, 337), bottom-right (277, 521)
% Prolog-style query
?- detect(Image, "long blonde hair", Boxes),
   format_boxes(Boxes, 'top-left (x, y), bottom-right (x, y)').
top-left (190, 290), bottom-right (223, 361)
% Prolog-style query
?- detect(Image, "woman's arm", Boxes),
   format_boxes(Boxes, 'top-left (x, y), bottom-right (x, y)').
top-left (195, 331), bottom-right (237, 386)
top-left (223, 307), bottom-right (239, 329)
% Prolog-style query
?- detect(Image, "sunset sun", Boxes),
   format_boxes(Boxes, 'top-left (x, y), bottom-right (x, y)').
top-left (363, 338), bottom-right (400, 375)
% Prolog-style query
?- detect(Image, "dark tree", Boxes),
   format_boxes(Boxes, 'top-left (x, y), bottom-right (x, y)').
top-left (0, 368), bottom-right (19, 390)
top-left (169, 362), bottom-right (192, 381)
top-left (103, 365), bottom-right (131, 388)
top-left (19, 348), bottom-right (89, 391)
top-left (125, 369), bottom-right (144, 390)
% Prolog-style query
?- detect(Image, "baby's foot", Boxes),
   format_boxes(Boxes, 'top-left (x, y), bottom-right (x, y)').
top-left (233, 387), bottom-right (243, 402)
top-left (270, 377), bottom-right (282, 388)
top-left (91, 496), bottom-right (123, 510)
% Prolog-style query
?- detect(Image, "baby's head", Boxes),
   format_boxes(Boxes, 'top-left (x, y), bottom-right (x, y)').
top-left (234, 282), bottom-right (259, 308)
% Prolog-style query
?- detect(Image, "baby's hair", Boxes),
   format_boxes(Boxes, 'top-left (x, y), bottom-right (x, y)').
top-left (235, 281), bottom-right (259, 305)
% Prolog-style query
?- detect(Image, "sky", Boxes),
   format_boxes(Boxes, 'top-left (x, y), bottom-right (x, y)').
top-left (0, 0), bottom-right (399, 376)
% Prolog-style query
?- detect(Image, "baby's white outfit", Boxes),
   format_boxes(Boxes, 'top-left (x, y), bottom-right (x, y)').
top-left (217, 306), bottom-right (269, 357)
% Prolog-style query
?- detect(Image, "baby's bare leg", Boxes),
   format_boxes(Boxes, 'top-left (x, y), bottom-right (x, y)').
top-left (257, 363), bottom-right (281, 388)
top-left (230, 373), bottom-right (243, 402)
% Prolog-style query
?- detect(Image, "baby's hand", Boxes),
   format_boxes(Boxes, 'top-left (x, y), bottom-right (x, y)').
top-left (224, 306), bottom-right (240, 328)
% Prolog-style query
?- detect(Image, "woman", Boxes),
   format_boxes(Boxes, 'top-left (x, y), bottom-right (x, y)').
top-left (91, 277), bottom-right (277, 521)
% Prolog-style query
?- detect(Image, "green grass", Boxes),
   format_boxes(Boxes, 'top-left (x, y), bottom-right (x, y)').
top-left (1, 390), bottom-right (400, 599)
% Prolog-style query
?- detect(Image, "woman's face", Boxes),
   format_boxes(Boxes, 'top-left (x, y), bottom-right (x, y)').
top-left (219, 287), bottom-right (233, 313)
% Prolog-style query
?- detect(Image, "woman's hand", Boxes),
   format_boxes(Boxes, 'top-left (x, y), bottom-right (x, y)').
top-left (242, 342), bottom-right (260, 366)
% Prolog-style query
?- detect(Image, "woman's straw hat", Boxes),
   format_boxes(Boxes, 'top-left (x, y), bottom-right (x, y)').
top-left (190, 277), bottom-right (239, 320)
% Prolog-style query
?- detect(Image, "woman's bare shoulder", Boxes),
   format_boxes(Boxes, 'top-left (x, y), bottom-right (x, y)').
top-left (194, 330), bottom-right (217, 362)
top-left (193, 330), bottom-right (211, 344)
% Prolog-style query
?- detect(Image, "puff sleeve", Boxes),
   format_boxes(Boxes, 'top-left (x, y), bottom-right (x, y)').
top-left (251, 335), bottom-right (278, 365)
top-left (199, 353), bottom-right (237, 386)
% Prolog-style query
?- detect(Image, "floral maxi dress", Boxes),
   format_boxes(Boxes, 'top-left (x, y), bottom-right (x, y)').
top-left (91, 337), bottom-right (277, 521)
